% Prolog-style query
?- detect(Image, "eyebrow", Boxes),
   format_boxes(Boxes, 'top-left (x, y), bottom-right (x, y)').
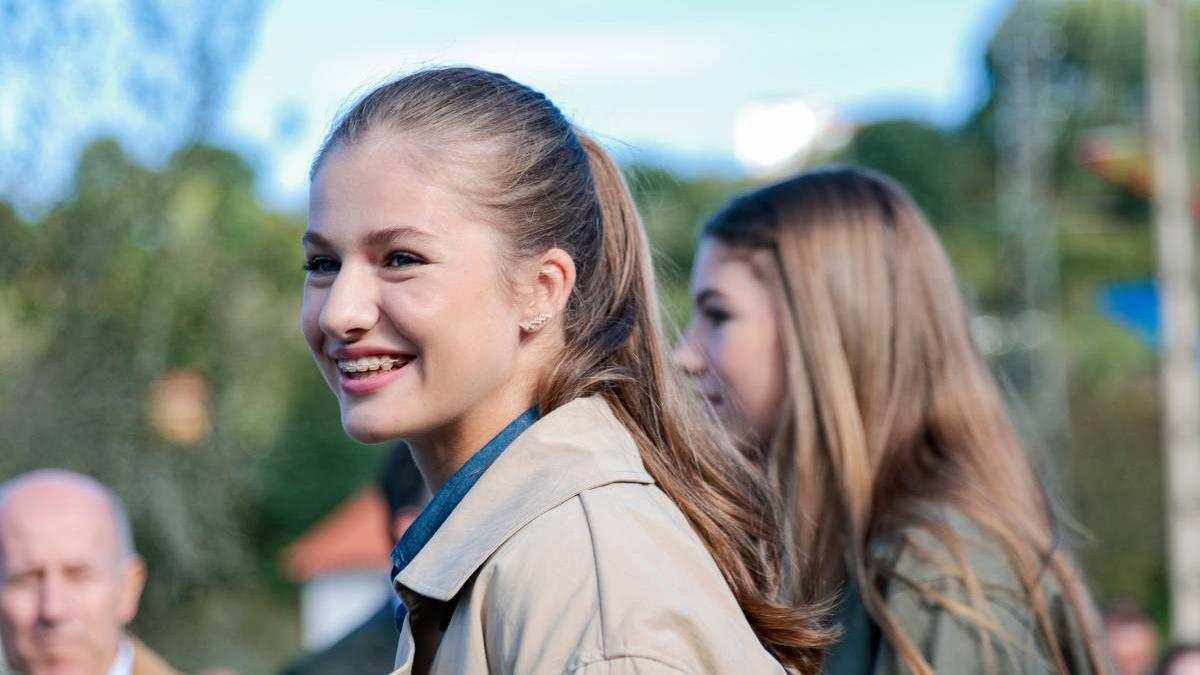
top-left (364, 226), bottom-right (437, 248)
top-left (302, 231), bottom-right (334, 249)
top-left (302, 226), bottom-right (438, 250)
top-left (694, 288), bottom-right (724, 307)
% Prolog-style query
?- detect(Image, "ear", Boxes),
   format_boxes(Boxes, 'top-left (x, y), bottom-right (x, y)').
top-left (117, 555), bottom-right (147, 626)
top-left (520, 248), bottom-right (576, 333)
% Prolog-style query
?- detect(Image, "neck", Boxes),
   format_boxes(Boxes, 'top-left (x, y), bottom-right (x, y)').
top-left (407, 386), bottom-right (536, 493)
top-left (105, 636), bottom-right (133, 675)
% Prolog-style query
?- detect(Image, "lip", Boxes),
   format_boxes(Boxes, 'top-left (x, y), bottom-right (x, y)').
top-left (327, 345), bottom-right (416, 397)
top-left (337, 357), bottom-right (414, 396)
top-left (329, 345), bottom-right (411, 360)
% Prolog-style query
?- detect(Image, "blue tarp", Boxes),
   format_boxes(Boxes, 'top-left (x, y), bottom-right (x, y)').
top-left (1097, 279), bottom-right (1160, 349)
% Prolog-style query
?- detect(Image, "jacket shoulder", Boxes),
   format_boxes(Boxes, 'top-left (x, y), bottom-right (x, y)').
top-left (132, 638), bottom-right (186, 675)
top-left (867, 510), bottom-right (1095, 674)
top-left (472, 482), bottom-right (782, 674)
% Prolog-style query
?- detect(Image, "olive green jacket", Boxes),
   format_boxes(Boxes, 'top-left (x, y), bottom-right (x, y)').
top-left (824, 509), bottom-right (1105, 674)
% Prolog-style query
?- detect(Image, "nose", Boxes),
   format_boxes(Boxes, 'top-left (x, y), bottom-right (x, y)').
top-left (38, 573), bottom-right (68, 624)
top-left (317, 262), bottom-right (380, 341)
top-left (672, 322), bottom-right (706, 376)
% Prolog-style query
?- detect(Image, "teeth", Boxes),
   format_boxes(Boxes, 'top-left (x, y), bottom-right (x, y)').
top-left (336, 356), bottom-right (407, 373)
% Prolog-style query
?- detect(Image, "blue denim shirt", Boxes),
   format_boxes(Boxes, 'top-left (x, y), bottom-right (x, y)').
top-left (391, 407), bottom-right (539, 633)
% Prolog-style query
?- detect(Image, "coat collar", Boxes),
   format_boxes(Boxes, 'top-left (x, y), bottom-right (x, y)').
top-left (391, 407), bottom-right (539, 574)
top-left (393, 395), bottom-right (654, 601)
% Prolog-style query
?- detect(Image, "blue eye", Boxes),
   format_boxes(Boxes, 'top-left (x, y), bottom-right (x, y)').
top-left (385, 251), bottom-right (422, 268)
top-left (303, 256), bottom-right (339, 274)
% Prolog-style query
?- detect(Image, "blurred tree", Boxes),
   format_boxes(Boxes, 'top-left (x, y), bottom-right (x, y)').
top-left (626, 165), bottom-right (751, 324)
top-left (845, 119), bottom-right (983, 232)
top-left (0, 140), bottom-right (381, 671)
top-left (0, 0), bottom-right (263, 210)
top-left (959, 0), bottom-right (1170, 616)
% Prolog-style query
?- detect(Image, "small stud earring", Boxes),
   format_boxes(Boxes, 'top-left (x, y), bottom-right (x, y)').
top-left (520, 313), bottom-right (552, 332)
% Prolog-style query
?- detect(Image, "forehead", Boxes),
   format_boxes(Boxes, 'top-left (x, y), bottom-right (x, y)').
top-left (0, 487), bottom-right (119, 567)
top-left (691, 239), bottom-right (774, 295)
top-left (307, 133), bottom-right (490, 245)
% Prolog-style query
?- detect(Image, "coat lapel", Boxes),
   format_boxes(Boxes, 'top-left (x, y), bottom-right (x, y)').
top-left (394, 396), bottom-right (654, 602)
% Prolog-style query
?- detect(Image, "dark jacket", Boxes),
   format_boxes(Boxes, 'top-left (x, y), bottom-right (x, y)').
top-left (278, 603), bottom-right (397, 675)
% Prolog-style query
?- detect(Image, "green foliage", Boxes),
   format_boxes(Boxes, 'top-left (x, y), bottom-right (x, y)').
top-left (0, 139), bottom-right (375, 672)
top-left (0, 0), bottom-right (1183, 665)
top-left (626, 165), bottom-right (753, 325)
top-left (845, 119), bottom-right (990, 232)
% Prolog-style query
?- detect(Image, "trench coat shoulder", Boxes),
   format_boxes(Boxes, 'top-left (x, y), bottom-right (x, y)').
top-left (463, 479), bottom-right (785, 675)
top-left (397, 396), bottom-right (786, 675)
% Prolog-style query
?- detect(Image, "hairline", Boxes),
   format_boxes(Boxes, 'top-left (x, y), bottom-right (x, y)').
top-left (0, 469), bottom-right (137, 565)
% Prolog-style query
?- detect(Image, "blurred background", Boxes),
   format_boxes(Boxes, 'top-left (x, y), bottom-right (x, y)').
top-left (0, 0), bottom-right (1192, 672)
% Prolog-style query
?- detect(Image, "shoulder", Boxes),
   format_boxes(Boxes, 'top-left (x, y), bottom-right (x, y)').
top-left (131, 638), bottom-right (186, 675)
top-left (475, 482), bottom-right (782, 674)
top-left (483, 481), bottom-right (727, 607)
top-left (866, 508), bottom-right (1078, 674)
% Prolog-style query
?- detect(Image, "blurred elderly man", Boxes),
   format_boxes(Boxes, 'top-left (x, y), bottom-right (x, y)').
top-left (0, 469), bottom-right (182, 675)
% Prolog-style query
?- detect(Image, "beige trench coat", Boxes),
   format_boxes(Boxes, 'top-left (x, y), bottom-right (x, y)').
top-left (389, 396), bottom-right (784, 675)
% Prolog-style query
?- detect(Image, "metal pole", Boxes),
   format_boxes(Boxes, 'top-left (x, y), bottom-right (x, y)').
top-left (1147, 0), bottom-right (1200, 642)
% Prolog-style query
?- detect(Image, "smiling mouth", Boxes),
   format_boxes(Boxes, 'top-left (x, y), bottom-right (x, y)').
top-left (335, 355), bottom-right (413, 380)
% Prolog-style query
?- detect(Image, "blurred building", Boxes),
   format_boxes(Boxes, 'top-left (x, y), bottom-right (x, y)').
top-left (280, 487), bottom-right (393, 652)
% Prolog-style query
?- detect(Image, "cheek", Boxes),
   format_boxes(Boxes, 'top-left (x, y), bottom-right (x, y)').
top-left (743, 326), bottom-right (786, 436)
top-left (716, 322), bottom-right (785, 435)
top-left (0, 590), bottom-right (35, 627)
top-left (382, 273), bottom-right (517, 364)
top-left (300, 288), bottom-right (327, 349)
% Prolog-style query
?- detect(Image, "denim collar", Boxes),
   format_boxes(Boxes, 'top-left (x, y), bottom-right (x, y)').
top-left (392, 396), bottom-right (654, 604)
top-left (390, 407), bottom-right (540, 575)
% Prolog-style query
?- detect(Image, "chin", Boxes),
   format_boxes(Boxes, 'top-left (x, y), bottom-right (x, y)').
top-left (342, 414), bottom-right (404, 444)
top-left (339, 400), bottom-right (423, 444)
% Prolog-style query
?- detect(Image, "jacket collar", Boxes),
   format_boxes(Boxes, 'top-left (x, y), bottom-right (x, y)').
top-left (391, 407), bottom-right (539, 574)
top-left (394, 395), bottom-right (654, 601)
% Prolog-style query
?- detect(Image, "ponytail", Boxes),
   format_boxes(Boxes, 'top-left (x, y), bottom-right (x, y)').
top-left (554, 132), bottom-right (835, 671)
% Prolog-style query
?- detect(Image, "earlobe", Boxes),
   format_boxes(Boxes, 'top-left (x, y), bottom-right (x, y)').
top-left (522, 248), bottom-right (576, 333)
top-left (520, 313), bottom-right (553, 333)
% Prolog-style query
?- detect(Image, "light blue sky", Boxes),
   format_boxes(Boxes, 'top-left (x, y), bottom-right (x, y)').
top-left (220, 0), bottom-right (1012, 207)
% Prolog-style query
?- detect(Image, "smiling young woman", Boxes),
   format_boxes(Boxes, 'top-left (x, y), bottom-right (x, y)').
top-left (300, 68), bottom-right (833, 675)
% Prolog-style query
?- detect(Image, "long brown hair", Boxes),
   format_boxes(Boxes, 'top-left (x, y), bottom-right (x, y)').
top-left (312, 67), bottom-right (832, 671)
top-left (703, 166), bottom-right (1108, 674)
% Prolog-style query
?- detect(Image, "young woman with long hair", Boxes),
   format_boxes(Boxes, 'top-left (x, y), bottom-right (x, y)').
top-left (300, 67), bottom-right (831, 674)
top-left (674, 166), bottom-right (1110, 674)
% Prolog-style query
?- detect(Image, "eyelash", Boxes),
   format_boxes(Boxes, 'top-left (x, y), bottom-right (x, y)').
top-left (385, 251), bottom-right (422, 268)
top-left (302, 256), bottom-right (339, 274)
top-left (702, 307), bottom-right (731, 325)
top-left (302, 251), bottom-right (424, 275)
